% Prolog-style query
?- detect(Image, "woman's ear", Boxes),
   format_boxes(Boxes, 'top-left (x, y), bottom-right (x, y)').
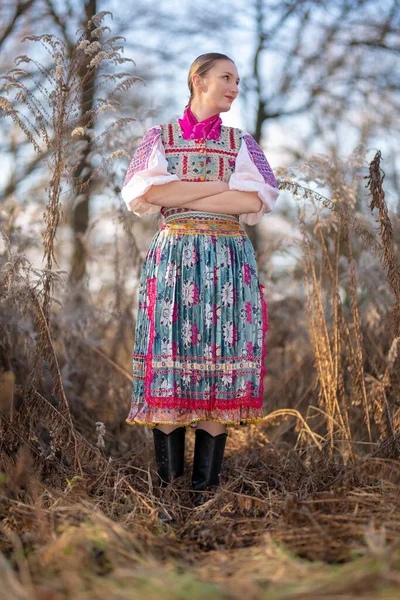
top-left (192, 73), bottom-right (205, 91)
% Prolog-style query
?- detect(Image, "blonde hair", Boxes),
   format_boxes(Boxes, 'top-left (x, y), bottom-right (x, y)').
top-left (185, 53), bottom-right (235, 110)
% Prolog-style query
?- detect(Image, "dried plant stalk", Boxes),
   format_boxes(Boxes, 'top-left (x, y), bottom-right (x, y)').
top-left (365, 150), bottom-right (400, 337)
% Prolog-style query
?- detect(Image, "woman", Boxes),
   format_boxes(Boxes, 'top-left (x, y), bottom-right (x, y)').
top-left (121, 53), bottom-right (280, 507)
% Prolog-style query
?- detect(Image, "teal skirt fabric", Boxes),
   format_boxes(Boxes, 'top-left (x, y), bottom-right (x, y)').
top-left (126, 211), bottom-right (268, 429)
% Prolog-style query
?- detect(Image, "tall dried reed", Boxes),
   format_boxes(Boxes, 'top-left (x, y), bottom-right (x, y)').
top-left (279, 145), bottom-right (399, 458)
top-left (0, 12), bottom-right (141, 471)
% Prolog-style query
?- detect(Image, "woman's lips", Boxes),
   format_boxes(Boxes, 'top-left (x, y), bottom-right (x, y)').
top-left (225, 96), bottom-right (234, 101)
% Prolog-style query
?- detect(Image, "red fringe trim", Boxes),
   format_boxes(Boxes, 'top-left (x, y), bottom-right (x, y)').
top-left (145, 395), bottom-right (262, 410)
top-left (258, 284), bottom-right (268, 404)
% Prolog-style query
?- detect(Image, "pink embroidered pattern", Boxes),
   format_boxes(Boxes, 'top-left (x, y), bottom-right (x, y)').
top-left (144, 277), bottom-right (157, 401)
top-left (243, 134), bottom-right (278, 189)
top-left (123, 126), bottom-right (161, 187)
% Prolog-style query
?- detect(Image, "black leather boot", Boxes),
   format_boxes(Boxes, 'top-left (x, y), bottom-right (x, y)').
top-left (152, 426), bottom-right (186, 488)
top-left (191, 428), bottom-right (228, 507)
top-left (152, 426), bottom-right (186, 525)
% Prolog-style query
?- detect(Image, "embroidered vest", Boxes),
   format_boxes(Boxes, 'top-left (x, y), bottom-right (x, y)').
top-left (159, 123), bottom-right (242, 219)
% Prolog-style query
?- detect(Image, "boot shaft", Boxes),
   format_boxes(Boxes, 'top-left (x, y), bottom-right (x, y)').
top-left (192, 429), bottom-right (228, 491)
top-left (152, 426), bottom-right (186, 487)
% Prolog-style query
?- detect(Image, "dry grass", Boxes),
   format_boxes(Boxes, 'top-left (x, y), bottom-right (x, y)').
top-left (1, 11), bottom-right (400, 600)
top-left (2, 432), bottom-right (400, 598)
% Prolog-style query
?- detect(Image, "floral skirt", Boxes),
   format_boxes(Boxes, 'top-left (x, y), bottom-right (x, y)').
top-left (126, 211), bottom-right (268, 429)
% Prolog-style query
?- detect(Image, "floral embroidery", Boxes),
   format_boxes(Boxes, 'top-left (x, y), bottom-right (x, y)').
top-left (181, 318), bottom-right (192, 348)
top-left (182, 241), bottom-right (197, 268)
top-left (161, 337), bottom-right (172, 355)
top-left (204, 303), bottom-right (213, 328)
top-left (221, 281), bottom-right (234, 307)
top-left (165, 261), bottom-right (177, 286)
top-left (182, 280), bottom-right (195, 306)
top-left (242, 133), bottom-right (278, 189)
top-left (222, 321), bottom-right (234, 345)
top-left (204, 264), bottom-right (214, 288)
top-left (161, 124), bottom-right (241, 196)
top-left (160, 298), bottom-right (174, 326)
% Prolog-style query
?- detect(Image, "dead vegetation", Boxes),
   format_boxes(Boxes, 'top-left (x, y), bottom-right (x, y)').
top-left (1, 11), bottom-right (400, 600)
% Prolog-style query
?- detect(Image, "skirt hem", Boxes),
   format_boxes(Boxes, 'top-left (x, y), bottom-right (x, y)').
top-left (125, 416), bottom-right (266, 429)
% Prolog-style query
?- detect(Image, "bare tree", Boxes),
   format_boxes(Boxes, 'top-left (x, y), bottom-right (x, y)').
top-left (234, 0), bottom-right (400, 248)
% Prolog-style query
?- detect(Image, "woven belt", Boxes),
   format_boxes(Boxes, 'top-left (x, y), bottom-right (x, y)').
top-left (161, 212), bottom-right (245, 235)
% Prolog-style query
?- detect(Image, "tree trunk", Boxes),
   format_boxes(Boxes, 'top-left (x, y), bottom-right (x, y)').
top-left (69, 0), bottom-right (97, 283)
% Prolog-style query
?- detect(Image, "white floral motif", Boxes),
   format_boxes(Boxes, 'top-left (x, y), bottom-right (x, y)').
top-left (182, 242), bottom-right (196, 268)
top-left (222, 321), bottom-right (234, 345)
top-left (216, 243), bottom-right (231, 267)
top-left (182, 374), bottom-right (191, 386)
top-left (221, 281), bottom-right (234, 307)
top-left (204, 264), bottom-right (214, 289)
top-left (223, 244), bottom-right (231, 266)
top-left (181, 319), bottom-right (192, 348)
top-left (159, 378), bottom-right (173, 396)
top-left (221, 374), bottom-right (233, 387)
top-left (235, 236), bottom-right (244, 250)
top-left (202, 236), bottom-right (211, 251)
top-left (182, 280), bottom-right (195, 306)
top-left (160, 298), bottom-right (174, 326)
top-left (161, 337), bottom-right (172, 356)
top-left (257, 318), bottom-right (263, 344)
top-left (239, 306), bottom-right (248, 323)
top-left (204, 303), bottom-right (213, 328)
top-left (165, 261), bottom-right (177, 287)
top-left (204, 343), bottom-right (212, 358)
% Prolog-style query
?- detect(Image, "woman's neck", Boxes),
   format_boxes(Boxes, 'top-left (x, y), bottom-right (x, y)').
top-left (188, 101), bottom-right (220, 122)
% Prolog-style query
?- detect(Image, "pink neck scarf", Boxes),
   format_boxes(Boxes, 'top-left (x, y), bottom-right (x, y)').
top-left (178, 105), bottom-right (222, 141)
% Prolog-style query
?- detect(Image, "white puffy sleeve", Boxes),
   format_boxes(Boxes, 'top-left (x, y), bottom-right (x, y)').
top-left (229, 131), bottom-right (280, 226)
top-left (121, 125), bottom-right (180, 217)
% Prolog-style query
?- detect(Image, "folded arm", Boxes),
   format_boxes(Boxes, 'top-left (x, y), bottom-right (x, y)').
top-left (144, 180), bottom-right (229, 207)
top-left (178, 190), bottom-right (263, 215)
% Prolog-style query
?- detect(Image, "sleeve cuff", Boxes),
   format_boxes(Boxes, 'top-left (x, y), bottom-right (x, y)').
top-left (121, 173), bottom-right (179, 217)
top-left (228, 132), bottom-right (280, 225)
top-left (229, 176), bottom-right (279, 225)
top-left (121, 133), bottom-right (180, 217)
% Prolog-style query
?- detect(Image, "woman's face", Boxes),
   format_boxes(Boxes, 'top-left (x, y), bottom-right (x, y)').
top-left (193, 60), bottom-right (240, 113)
